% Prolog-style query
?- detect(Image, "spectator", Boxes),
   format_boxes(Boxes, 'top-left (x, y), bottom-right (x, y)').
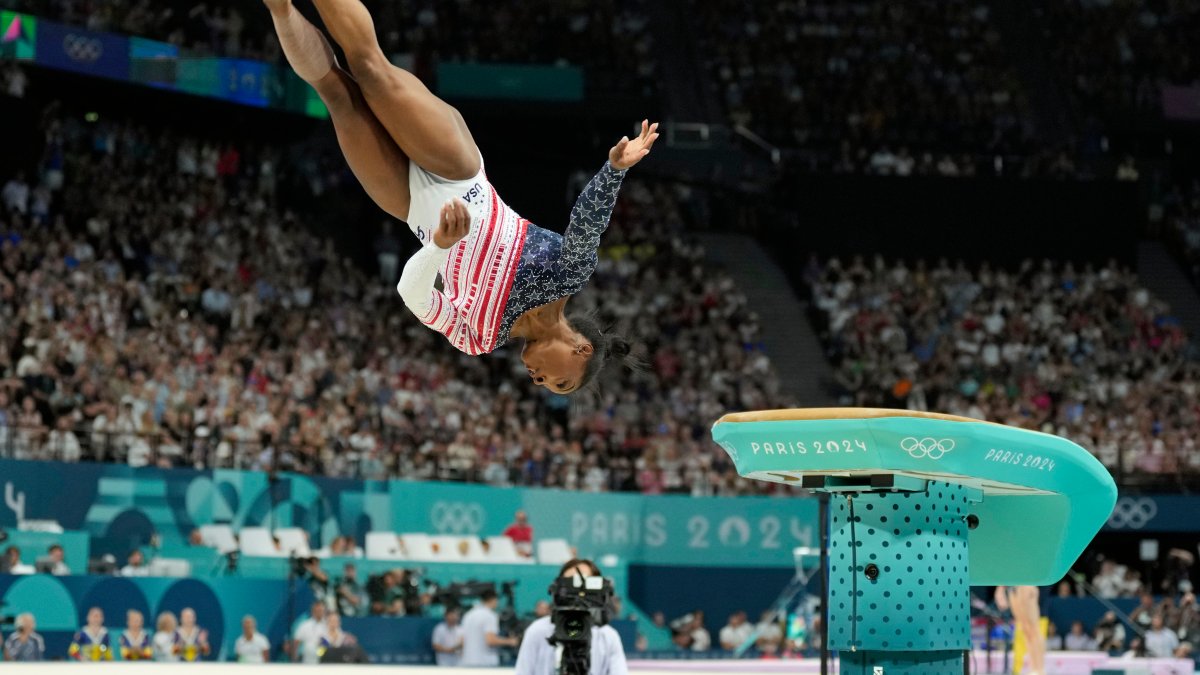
top-left (432, 608), bottom-right (464, 666)
top-left (461, 589), bottom-right (518, 666)
top-left (2, 62), bottom-right (27, 99)
top-left (1, 171), bottom-right (28, 214)
top-left (1, 546), bottom-right (33, 575)
top-left (671, 611), bottom-right (711, 652)
top-left (153, 612), bottom-right (180, 662)
top-left (336, 563), bottom-right (367, 617)
top-left (234, 615), bottom-right (270, 664)
top-left (533, 601), bottom-right (551, 619)
top-left (719, 611), bottom-right (753, 651)
top-left (177, 608), bottom-right (211, 662)
top-left (503, 510), bottom-right (534, 558)
top-left (292, 601), bottom-right (328, 664)
top-left (1093, 611), bottom-right (1126, 652)
top-left (1132, 594), bottom-right (1157, 630)
top-left (1144, 615), bottom-right (1179, 658)
top-left (44, 544), bottom-right (70, 576)
top-left (1045, 621), bottom-right (1064, 651)
top-left (119, 610), bottom-right (153, 661)
top-left (689, 611), bottom-right (712, 652)
top-left (121, 550), bottom-right (150, 577)
top-left (69, 607), bottom-right (113, 661)
top-left (44, 416), bottom-right (82, 462)
top-left (3, 613), bottom-right (45, 661)
top-left (1063, 620), bottom-right (1096, 651)
top-left (754, 610), bottom-right (783, 655)
top-left (317, 613), bottom-right (356, 660)
top-left (1093, 561), bottom-right (1124, 599)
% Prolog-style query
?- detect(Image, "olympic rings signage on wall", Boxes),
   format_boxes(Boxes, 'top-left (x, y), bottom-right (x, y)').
top-left (61, 33), bottom-right (102, 63)
top-left (1106, 497), bottom-right (1159, 530)
top-left (34, 19), bottom-right (128, 79)
top-left (900, 437), bottom-right (956, 460)
top-left (429, 501), bottom-right (486, 534)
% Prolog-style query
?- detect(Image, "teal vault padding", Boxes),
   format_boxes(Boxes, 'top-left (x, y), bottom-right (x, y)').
top-left (711, 408), bottom-right (1118, 585)
top-left (711, 408), bottom-right (1119, 674)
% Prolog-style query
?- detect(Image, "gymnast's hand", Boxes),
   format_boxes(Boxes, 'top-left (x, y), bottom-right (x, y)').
top-left (433, 198), bottom-right (471, 249)
top-left (609, 119), bottom-right (660, 170)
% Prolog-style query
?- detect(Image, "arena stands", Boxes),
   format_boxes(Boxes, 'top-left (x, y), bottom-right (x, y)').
top-left (690, 0), bottom-right (1035, 173)
top-left (807, 255), bottom-right (1200, 488)
top-left (1035, 0), bottom-right (1200, 129)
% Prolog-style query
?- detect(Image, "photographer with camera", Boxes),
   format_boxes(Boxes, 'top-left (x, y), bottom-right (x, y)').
top-left (514, 559), bottom-right (627, 675)
top-left (3, 613), bottom-right (45, 661)
top-left (461, 588), bottom-right (519, 666)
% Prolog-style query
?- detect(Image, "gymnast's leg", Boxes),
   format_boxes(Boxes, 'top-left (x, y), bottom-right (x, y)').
top-left (308, 0), bottom-right (481, 181)
top-left (1011, 586), bottom-right (1045, 675)
top-left (266, 0), bottom-right (410, 220)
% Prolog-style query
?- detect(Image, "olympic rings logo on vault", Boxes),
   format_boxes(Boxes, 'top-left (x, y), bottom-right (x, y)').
top-left (899, 437), bottom-right (956, 460)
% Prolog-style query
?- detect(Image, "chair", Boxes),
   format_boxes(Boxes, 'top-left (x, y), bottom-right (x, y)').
top-left (430, 535), bottom-right (467, 561)
top-left (238, 527), bottom-right (283, 557)
top-left (365, 532), bottom-right (406, 561)
top-left (398, 533), bottom-right (435, 561)
top-left (18, 520), bottom-right (64, 533)
top-left (486, 536), bottom-right (531, 563)
top-left (147, 558), bottom-right (193, 578)
top-left (536, 539), bottom-right (574, 565)
top-left (198, 524), bottom-right (238, 555)
top-left (274, 528), bottom-right (312, 557)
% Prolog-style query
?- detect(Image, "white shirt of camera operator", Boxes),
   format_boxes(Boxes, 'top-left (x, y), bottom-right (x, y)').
top-left (514, 617), bottom-right (628, 675)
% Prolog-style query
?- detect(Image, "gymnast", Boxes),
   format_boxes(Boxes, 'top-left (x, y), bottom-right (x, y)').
top-left (996, 585), bottom-right (1045, 675)
top-left (264, 0), bottom-right (658, 394)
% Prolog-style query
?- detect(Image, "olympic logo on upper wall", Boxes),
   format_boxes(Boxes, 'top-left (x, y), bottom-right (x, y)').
top-left (63, 34), bottom-right (104, 63)
top-left (430, 501), bottom-right (485, 534)
top-left (900, 437), bottom-right (956, 459)
top-left (1106, 497), bottom-right (1158, 530)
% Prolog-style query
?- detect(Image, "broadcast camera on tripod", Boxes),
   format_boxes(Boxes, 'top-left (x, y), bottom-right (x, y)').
top-left (547, 574), bottom-right (614, 675)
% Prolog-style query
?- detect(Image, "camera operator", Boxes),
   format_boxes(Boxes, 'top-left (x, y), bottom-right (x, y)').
top-left (514, 559), bottom-right (627, 675)
top-left (461, 588), bottom-right (519, 666)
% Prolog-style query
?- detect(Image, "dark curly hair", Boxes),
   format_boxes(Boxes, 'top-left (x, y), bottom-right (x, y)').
top-left (566, 312), bottom-right (635, 394)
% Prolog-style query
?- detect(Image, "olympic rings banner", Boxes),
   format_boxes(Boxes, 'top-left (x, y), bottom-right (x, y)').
top-left (0, 459), bottom-right (818, 568)
top-left (35, 19), bottom-right (129, 80)
top-left (6, 11), bottom-right (326, 119)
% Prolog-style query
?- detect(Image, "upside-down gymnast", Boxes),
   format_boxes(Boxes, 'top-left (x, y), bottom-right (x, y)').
top-left (996, 585), bottom-right (1045, 675)
top-left (264, 0), bottom-right (659, 394)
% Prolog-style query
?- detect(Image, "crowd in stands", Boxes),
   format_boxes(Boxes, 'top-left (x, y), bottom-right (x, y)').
top-left (692, 0), bottom-right (1035, 173)
top-left (1036, 0), bottom-right (1200, 127)
top-left (0, 89), bottom-right (783, 495)
top-left (809, 254), bottom-right (1200, 484)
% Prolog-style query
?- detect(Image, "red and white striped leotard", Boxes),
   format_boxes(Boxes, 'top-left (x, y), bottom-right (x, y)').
top-left (397, 158), bottom-right (626, 355)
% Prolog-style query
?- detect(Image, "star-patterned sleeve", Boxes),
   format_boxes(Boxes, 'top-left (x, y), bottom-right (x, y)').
top-left (555, 161), bottom-right (627, 294)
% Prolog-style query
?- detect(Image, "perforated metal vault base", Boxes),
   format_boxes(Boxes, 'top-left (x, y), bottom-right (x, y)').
top-left (826, 480), bottom-right (975, 674)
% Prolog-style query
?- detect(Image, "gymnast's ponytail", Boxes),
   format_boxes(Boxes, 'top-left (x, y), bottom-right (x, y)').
top-left (566, 311), bottom-right (639, 394)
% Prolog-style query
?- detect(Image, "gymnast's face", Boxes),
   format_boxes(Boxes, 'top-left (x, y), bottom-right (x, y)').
top-left (522, 336), bottom-right (593, 394)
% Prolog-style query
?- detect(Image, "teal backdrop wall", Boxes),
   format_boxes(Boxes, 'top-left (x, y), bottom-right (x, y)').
top-left (0, 460), bottom-right (820, 568)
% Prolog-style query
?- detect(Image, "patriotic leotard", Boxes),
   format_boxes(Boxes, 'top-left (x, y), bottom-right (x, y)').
top-left (397, 159), bottom-right (626, 355)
